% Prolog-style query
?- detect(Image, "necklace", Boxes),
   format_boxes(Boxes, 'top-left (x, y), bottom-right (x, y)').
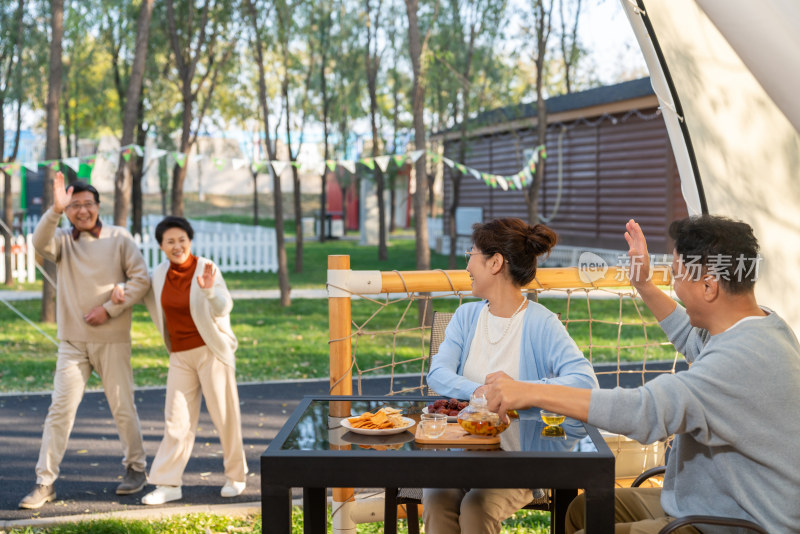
top-left (485, 297), bottom-right (528, 345)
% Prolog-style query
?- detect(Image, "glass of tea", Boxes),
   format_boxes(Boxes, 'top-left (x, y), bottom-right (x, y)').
top-left (540, 409), bottom-right (566, 426)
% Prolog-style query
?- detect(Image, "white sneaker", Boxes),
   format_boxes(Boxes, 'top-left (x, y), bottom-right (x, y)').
top-left (220, 479), bottom-right (246, 497)
top-left (141, 485), bottom-right (182, 505)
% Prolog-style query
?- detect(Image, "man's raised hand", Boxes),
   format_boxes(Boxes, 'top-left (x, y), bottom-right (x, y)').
top-left (53, 172), bottom-right (73, 214)
top-left (624, 219), bottom-right (651, 287)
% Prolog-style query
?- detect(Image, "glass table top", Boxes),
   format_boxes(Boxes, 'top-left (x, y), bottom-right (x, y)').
top-left (279, 398), bottom-right (599, 454)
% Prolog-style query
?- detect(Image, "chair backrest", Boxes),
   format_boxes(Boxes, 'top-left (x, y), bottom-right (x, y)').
top-left (429, 311), bottom-right (453, 360)
top-left (425, 311), bottom-right (453, 396)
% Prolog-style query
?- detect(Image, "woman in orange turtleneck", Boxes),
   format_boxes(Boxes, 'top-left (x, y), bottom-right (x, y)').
top-left (138, 216), bottom-right (247, 505)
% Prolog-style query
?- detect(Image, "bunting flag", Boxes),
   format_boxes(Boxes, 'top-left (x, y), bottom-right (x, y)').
top-left (408, 150), bottom-right (425, 162)
top-left (271, 160), bottom-right (290, 176)
top-left (0, 162), bottom-right (20, 174)
top-left (231, 158), bottom-right (248, 171)
top-left (496, 175), bottom-right (509, 191)
top-left (62, 157), bottom-right (81, 172)
top-left (374, 155), bottom-right (392, 172)
top-left (4, 142), bottom-right (543, 195)
top-left (172, 152), bottom-right (187, 168)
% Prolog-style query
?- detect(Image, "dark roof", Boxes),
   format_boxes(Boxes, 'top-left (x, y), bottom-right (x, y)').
top-left (465, 77), bottom-right (654, 128)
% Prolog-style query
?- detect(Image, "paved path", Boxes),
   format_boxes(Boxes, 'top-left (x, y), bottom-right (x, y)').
top-left (0, 375), bottom-right (425, 527)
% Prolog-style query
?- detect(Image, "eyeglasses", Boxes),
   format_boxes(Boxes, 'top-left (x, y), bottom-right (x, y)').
top-left (67, 201), bottom-right (98, 211)
top-left (465, 249), bottom-right (480, 265)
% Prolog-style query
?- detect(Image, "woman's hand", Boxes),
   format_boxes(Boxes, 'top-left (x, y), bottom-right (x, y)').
top-left (197, 263), bottom-right (215, 289)
top-left (111, 283), bottom-right (126, 304)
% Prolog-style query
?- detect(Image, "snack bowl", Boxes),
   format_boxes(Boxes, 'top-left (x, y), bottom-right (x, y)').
top-left (540, 410), bottom-right (566, 426)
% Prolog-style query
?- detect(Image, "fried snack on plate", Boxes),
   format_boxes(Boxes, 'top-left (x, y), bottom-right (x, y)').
top-left (348, 407), bottom-right (404, 429)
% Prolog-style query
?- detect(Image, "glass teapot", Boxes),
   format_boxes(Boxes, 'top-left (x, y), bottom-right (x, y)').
top-left (456, 393), bottom-right (510, 437)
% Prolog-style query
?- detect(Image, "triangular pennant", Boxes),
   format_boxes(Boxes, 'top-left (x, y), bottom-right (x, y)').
top-left (496, 175), bottom-right (509, 191)
top-left (122, 148), bottom-right (133, 162)
top-left (392, 154), bottom-right (407, 167)
top-left (132, 145), bottom-right (144, 157)
top-left (489, 175), bottom-right (498, 188)
top-left (512, 173), bottom-right (523, 190)
top-left (374, 155), bottom-right (391, 172)
top-left (455, 163), bottom-right (467, 174)
top-left (251, 161), bottom-right (267, 173)
top-left (470, 168), bottom-right (482, 180)
top-left (325, 160), bottom-right (337, 172)
top-left (442, 157), bottom-right (454, 168)
top-left (0, 162), bottom-right (20, 174)
top-left (359, 158), bottom-right (375, 170)
top-left (45, 160), bottom-right (60, 170)
top-left (172, 152), bottom-right (187, 168)
top-left (83, 156), bottom-right (97, 170)
top-left (62, 157), bottom-right (81, 172)
top-left (213, 157), bottom-right (226, 170)
top-left (340, 160), bottom-right (356, 174)
top-left (22, 161), bottom-right (39, 173)
top-left (269, 160), bottom-right (289, 176)
top-left (231, 158), bottom-right (248, 171)
top-left (148, 148), bottom-right (168, 160)
top-left (408, 150), bottom-right (424, 162)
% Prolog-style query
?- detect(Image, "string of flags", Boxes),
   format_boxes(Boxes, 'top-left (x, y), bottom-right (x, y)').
top-left (0, 144), bottom-right (546, 193)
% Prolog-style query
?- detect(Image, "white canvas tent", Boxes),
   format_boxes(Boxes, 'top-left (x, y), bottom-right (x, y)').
top-left (621, 0), bottom-right (800, 335)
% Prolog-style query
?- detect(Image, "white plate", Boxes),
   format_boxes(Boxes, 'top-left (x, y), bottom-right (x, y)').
top-left (341, 416), bottom-right (416, 436)
top-left (422, 406), bottom-right (459, 422)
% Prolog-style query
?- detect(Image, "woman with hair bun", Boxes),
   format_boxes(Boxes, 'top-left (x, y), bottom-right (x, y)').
top-left (424, 217), bottom-right (598, 534)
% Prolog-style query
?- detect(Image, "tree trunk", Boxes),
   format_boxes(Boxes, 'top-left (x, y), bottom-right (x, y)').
top-left (251, 168), bottom-right (259, 225)
top-left (405, 0), bottom-right (430, 271)
top-left (245, 0), bottom-right (290, 306)
top-left (41, 0), bottom-right (64, 323)
top-left (131, 98), bottom-right (147, 238)
top-left (113, 0), bottom-right (153, 227)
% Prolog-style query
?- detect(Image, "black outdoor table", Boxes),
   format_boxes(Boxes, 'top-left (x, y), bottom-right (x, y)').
top-left (261, 396), bottom-right (615, 533)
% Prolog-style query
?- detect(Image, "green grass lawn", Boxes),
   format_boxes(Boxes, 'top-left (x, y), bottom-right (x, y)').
top-left (0, 236), bottom-right (676, 393)
top-left (3, 508), bottom-right (550, 533)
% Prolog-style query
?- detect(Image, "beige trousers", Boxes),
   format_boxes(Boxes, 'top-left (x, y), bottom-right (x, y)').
top-left (422, 487), bottom-right (534, 534)
top-left (36, 341), bottom-right (146, 485)
top-left (147, 345), bottom-right (247, 486)
top-left (567, 488), bottom-right (701, 534)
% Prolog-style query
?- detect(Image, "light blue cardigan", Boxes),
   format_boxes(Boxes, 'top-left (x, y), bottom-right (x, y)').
top-left (426, 300), bottom-right (598, 400)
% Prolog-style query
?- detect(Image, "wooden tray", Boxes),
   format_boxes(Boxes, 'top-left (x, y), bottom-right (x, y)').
top-left (415, 422), bottom-right (500, 445)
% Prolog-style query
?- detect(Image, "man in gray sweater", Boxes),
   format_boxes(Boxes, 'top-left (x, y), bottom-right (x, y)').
top-left (486, 215), bottom-right (800, 532)
top-left (19, 172), bottom-right (151, 509)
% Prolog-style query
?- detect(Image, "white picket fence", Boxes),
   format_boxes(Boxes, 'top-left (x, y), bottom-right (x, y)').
top-left (0, 234), bottom-right (36, 283)
top-left (9, 215), bottom-right (278, 281)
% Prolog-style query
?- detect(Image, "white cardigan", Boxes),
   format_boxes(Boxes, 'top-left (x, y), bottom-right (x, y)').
top-left (145, 257), bottom-right (238, 368)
